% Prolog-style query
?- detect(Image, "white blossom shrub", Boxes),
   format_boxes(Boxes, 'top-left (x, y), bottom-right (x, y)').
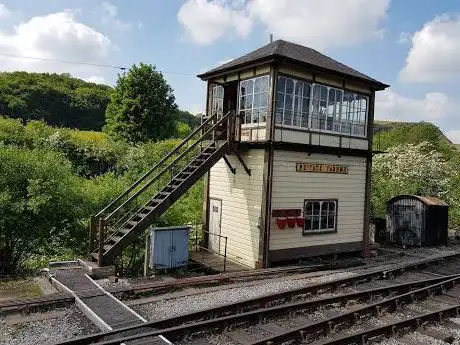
top-left (372, 142), bottom-right (455, 220)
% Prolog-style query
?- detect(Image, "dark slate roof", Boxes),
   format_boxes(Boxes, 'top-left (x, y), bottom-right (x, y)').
top-left (198, 40), bottom-right (388, 89)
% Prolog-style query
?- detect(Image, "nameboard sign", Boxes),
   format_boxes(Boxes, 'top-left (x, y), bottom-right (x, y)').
top-left (296, 162), bottom-right (348, 174)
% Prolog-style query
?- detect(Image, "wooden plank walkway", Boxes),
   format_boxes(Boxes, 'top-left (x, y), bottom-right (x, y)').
top-left (190, 251), bottom-right (251, 273)
top-left (50, 267), bottom-right (171, 344)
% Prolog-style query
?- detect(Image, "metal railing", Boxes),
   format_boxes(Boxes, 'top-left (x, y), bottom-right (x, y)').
top-left (193, 230), bottom-right (228, 272)
top-left (89, 111), bottom-right (234, 256)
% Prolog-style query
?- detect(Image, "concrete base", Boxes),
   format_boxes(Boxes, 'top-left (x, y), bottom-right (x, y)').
top-left (77, 259), bottom-right (115, 278)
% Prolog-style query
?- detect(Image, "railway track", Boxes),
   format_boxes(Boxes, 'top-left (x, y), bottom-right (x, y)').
top-left (0, 264), bottom-right (327, 315)
top-left (55, 252), bottom-right (460, 345)
top-left (0, 249), bottom-right (448, 315)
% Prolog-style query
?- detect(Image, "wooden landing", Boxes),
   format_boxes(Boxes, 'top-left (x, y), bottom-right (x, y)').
top-left (190, 251), bottom-right (251, 273)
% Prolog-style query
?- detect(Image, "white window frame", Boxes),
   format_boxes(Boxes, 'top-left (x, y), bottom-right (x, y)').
top-left (275, 76), bottom-right (310, 128)
top-left (303, 199), bottom-right (338, 235)
top-left (211, 85), bottom-right (224, 119)
top-left (238, 75), bottom-right (270, 125)
top-left (275, 76), bottom-right (369, 138)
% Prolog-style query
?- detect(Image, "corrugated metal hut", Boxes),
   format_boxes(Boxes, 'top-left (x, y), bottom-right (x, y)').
top-left (386, 195), bottom-right (448, 247)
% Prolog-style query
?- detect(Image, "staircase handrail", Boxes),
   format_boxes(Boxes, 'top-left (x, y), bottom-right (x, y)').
top-left (103, 111), bottom-right (231, 224)
top-left (94, 112), bottom-right (224, 218)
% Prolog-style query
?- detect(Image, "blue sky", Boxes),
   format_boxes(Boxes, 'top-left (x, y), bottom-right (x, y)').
top-left (0, 0), bottom-right (459, 142)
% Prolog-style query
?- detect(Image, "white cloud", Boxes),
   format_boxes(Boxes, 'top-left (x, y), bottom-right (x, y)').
top-left (83, 76), bottom-right (107, 84)
top-left (177, 0), bottom-right (390, 49)
top-left (0, 4), bottom-right (10, 18)
top-left (177, 0), bottom-right (252, 45)
top-left (400, 14), bottom-right (460, 82)
top-left (0, 11), bottom-right (114, 80)
top-left (446, 130), bottom-right (460, 144)
top-left (101, 2), bottom-right (132, 31)
top-left (375, 89), bottom-right (454, 122)
top-left (248, 0), bottom-right (390, 50)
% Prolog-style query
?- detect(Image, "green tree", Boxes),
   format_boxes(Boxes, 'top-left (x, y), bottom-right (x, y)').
top-left (0, 72), bottom-right (112, 130)
top-left (0, 146), bottom-right (85, 274)
top-left (104, 63), bottom-right (178, 143)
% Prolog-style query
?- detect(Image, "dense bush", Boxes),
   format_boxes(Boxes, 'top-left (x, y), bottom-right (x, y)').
top-left (0, 118), bottom-right (204, 274)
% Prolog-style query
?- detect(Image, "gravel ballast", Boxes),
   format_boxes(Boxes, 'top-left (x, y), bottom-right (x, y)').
top-left (0, 306), bottom-right (99, 345)
top-left (134, 250), bottom-right (460, 322)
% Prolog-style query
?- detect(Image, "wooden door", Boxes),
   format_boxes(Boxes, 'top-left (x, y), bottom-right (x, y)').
top-left (208, 198), bottom-right (222, 254)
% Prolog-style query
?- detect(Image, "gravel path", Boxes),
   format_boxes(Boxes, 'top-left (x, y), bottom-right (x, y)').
top-left (0, 306), bottom-right (99, 345)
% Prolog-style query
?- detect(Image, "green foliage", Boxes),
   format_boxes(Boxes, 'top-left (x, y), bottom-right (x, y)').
top-left (373, 121), bottom-right (454, 154)
top-left (0, 117), bottom-right (204, 274)
top-left (175, 110), bottom-right (201, 129)
top-left (372, 141), bottom-right (460, 228)
top-left (175, 122), bottom-right (192, 138)
top-left (0, 72), bottom-right (112, 130)
top-left (104, 63), bottom-right (178, 143)
top-left (0, 146), bottom-right (85, 274)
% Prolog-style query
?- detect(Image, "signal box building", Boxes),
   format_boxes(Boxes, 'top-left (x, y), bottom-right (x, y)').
top-left (199, 40), bottom-right (389, 269)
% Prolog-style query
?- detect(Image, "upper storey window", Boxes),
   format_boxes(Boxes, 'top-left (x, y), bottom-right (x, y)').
top-left (211, 85), bottom-right (224, 118)
top-left (275, 77), bottom-right (310, 128)
top-left (275, 76), bottom-right (369, 137)
top-left (239, 76), bottom-right (269, 124)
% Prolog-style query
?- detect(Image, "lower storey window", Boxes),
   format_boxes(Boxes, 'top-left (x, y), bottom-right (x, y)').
top-left (304, 199), bottom-right (337, 234)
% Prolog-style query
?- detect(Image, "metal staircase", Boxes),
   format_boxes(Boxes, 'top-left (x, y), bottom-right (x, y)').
top-left (89, 112), bottom-right (235, 266)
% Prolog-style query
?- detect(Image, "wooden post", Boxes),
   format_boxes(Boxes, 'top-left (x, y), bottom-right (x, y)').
top-left (98, 218), bottom-right (105, 267)
top-left (88, 216), bottom-right (95, 259)
top-left (144, 231), bottom-right (150, 278)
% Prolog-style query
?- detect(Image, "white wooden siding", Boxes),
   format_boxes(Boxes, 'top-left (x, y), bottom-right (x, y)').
top-left (270, 151), bottom-right (366, 250)
top-left (209, 149), bottom-right (265, 268)
top-left (274, 128), bottom-right (368, 150)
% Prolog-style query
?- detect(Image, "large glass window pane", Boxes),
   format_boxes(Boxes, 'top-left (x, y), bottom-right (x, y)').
top-left (239, 76), bottom-right (269, 126)
top-left (304, 200), bottom-right (337, 233)
top-left (286, 78), bottom-right (294, 94)
top-left (285, 95), bottom-right (293, 110)
top-left (260, 93), bottom-right (268, 107)
top-left (276, 92), bottom-right (285, 110)
top-left (277, 77), bottom-right (286, 93)
top-left (284, 110), bottom-right (292, 126)
top-left (253, 93), bottom-right (261, 108)
top-left (245, 94), bottom-right (253, 109)
top-left (259, 108), bottom-right (267, 123)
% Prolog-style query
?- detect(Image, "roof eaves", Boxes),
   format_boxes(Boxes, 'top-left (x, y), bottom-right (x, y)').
top-left (197, 56), bottom-right (277, 80)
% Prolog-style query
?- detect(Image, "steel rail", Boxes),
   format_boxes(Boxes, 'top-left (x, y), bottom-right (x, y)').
top-left (311, 304), bottom-right (460, 345)
top-left (6, 253), bottom-right (459, 324)
top-left (63, 275), bottom-right (460, 345)
top-left (248, 274), bottom-right (460, 345)
top-left (55, 274), bottom-right (460, 345)
top-left (0, 293), bottom-right (74, 314)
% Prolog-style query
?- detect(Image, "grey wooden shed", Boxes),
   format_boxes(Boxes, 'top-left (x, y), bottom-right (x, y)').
top-left (386, 195), bottom-right (448, 247)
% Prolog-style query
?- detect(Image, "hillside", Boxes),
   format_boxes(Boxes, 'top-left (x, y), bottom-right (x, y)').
top-left (373, 120), bottom-right (454, 152)
top-left (0, 72), bottom-right (113, 130)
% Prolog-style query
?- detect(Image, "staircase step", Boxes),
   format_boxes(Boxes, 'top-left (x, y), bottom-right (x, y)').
top-left (117, 228), bottom-right (130, 235)
top-left (158, 192), bottom-right (171, 197)
top-left (143, 206), bottom-right (156, 212)
top-left (103, 244), bottom-right (113, 252)
top-left (127, 220), bottom-right (139, 227)
top-left (107, 236), bottom-right (122, 243)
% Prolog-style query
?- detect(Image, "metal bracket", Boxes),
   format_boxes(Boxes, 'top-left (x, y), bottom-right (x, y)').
top-left (223, 155), bottom-right (236, 174)
top-left (232, 149), bottom-right (251, 176)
